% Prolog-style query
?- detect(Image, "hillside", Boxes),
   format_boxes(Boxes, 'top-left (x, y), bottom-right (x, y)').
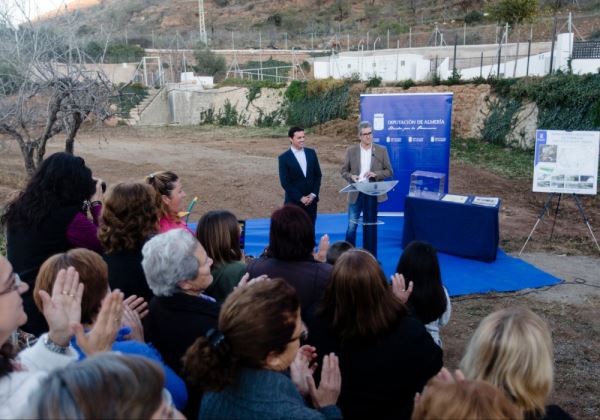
top-left (37, 0), bottom-right (600, 50)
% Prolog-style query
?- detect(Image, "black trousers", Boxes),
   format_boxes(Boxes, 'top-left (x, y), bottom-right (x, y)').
top-left (288, 200), bottom-right (317, 226)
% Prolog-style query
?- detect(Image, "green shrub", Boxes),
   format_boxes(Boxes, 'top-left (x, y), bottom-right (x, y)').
top-left (256, 109), bottom-right (284, 127)
top-left (399, 79), bottom-right (415, 89)
top-left (490, 73), bottom-right (600, 131)
top-left (217, 100), bottom-right (247, 126)
top-left (285, 81), bottom-right (349, 127)
top-left (199, 106), bottom-right (215, 124)
top-left (85, 42), bottom-right (145, 63)
top-left (193, 47), bottom-right (226, 79)
top-left (480, 97), bottom-right (522, 146)
top-left (464, 10), bottom-right (484, 24)
top-left (218, 78), bottom-right (285, 89)
top-left (114, 83), bottom-right (148, 116)
top-left (366, 76), bottom-right (382, 87)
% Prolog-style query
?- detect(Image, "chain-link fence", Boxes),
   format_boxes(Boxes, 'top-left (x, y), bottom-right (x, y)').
top-left (74, 11), bottom-right (600, 52)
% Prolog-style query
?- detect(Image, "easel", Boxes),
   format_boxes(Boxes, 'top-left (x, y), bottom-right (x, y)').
top-left (519, 192), bottom-right (600, 255)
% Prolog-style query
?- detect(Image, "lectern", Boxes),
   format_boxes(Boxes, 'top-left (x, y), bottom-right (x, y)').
top-left (340, 180), bottom-right (398, 257)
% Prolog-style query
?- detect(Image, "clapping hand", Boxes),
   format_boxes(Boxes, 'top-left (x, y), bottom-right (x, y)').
top-left (121, 304), bottom-right (145, 342)
top-left (124, 295), bottom-right (149, 319)
top-left (313, 234), bottom-right (330, 263)
top-left (236, 273), bottom-right (270, 289)
top-left (306, 353), bottom-right (342, 408)
top-left (290, 345), bottom-right (318, 396)
top-left (38, 267), bottom-right (85, 347)
top-left (73, 290), bottom-right (124, 356)
top-left (390, 273), bottom-right (414, 303)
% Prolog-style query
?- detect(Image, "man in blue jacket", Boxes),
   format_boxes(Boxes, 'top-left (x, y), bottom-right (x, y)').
top-left (278, 127), bottom-right (322, 225)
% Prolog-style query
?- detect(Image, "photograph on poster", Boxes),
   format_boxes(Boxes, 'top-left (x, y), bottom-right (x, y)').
top-left (532, 130), bottom-right (599, 195)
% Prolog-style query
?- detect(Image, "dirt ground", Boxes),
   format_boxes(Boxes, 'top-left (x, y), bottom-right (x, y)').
top-left (1, 125), bottom-right (599, 417)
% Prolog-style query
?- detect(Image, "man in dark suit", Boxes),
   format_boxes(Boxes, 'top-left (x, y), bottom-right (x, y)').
top-left (341, 121), bottom-right (394, 245)
top-left (278, 126), bottom-right (322, 225)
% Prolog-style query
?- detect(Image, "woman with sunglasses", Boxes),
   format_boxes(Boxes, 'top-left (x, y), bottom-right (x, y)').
top-left (183, 278), bottom-right (342, 419)
top-left (0, 255), bottom-right (121, 418)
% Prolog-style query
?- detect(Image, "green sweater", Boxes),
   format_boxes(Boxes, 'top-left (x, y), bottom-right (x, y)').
top-left (204, 261), bottom-right (246, 303)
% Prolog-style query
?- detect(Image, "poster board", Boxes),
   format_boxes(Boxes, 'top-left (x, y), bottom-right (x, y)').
top-left (360, 93), bottom-right (453, 212)
top-left (533, 130), bottom-right (599, 195)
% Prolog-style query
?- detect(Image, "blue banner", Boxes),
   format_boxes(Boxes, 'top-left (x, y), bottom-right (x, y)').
top-left (360, 93), bottom-right (453, 212)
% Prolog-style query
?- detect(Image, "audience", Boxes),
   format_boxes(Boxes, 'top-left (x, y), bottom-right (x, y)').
top-left (395, 241), bottom-right (451, 347)
top-left (99, 182), bottom-right (159, 302)
top-left (142, 229), bottom-right (219, 417)
top-left (146, 171), bottom-right (194, 234)
top-left (325, 240), bottom-right (354, 265)
top-left (412, 377), bottom-right (521, 419)
top-left (246, 205), bottom-right (332, 316)
top-left (0, 157), bottom-right (587, 419)
top-left (0, 255), bottom-right (118, 418)
top-left (304, 249), bottom-right (443, 420)
top-left (196, 210), bottom-right (246, 303)
top-left (32, 248), bottom-right (188, 410)
top-left (460, 307), bottom-right (571, 420)
top-left (26, 353), bottom-right (184, 419)
top-left (1, 152), bottom-right (104, 335)
top-left (183, 278), bottom-right (342, 419)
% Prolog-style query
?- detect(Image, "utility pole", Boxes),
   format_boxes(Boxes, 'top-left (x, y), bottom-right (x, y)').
top-left (198, 0), bottom-right (208, 45)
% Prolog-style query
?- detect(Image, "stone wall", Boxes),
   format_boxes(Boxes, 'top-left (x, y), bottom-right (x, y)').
top-left (371, 84), bottom-right (539, 148)
top-left (371, 84), bottom-right (493, 139)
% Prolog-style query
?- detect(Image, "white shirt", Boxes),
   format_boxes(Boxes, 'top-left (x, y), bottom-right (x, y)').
top-left (0, 334), bottom-right (78, 418)
top-left (291, 146), bottom-right (307, 177)
top-left (359, 145), bottom-right (372, 181)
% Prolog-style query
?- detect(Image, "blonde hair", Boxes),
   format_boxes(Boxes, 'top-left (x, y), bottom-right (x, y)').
top-left (460, 307), bottom-right (553, 417)
top-left (412, 378), bottom-right (521, 420)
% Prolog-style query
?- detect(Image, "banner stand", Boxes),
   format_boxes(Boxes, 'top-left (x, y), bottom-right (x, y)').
top-left (518, 193), bottom-right (600, 255)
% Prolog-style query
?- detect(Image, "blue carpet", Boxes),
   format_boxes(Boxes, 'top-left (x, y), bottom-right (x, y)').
top-left (240, 213), bottom-right (561, 297)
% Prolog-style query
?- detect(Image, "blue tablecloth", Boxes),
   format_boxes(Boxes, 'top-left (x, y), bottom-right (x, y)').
top-left (402, 195), bottom-right (500, 262)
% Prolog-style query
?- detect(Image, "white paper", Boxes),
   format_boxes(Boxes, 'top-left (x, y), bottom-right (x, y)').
top-left (472, 196), bottom-right (499, 207)
top-left (532, 130), bottom-right (599, 195)
top-left (441, 194), bottom-right (469, 204)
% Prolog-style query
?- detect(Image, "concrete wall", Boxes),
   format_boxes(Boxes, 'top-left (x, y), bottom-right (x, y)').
top-left (138, 89), bottom-right (170, 125)
top-left (315, 52), bottom-right (430, 81)
top-left (138, 85), bottom-right (285, 126)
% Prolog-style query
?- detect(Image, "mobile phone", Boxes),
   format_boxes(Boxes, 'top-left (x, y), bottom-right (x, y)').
top-left (238, 220), bottom-right (246, 250)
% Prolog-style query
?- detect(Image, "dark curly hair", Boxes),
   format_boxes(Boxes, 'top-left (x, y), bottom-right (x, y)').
top-left (1, 152), bottom-right (95, 230)
top-left (99, 183), bottom-right (159, 254)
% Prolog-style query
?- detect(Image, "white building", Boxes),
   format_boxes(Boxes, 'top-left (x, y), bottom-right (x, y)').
top-left (313, 33), bottom-right (600, 82)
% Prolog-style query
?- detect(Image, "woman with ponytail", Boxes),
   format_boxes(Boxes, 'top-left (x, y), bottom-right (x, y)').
top-left (183, 278), bottom-right (342, 419)
top-left (145, 171), bottom-right (194, 234)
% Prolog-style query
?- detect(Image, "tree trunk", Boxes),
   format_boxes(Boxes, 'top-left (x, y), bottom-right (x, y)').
top-left (64, 113), bottom-right (83, 154)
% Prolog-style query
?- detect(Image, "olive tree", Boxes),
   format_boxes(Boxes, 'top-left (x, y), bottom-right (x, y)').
top-left (0, 4), bottom-right (115, 174)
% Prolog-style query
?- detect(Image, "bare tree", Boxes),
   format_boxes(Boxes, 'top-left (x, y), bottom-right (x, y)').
top-left (0, 3), bottom-right (115, 175)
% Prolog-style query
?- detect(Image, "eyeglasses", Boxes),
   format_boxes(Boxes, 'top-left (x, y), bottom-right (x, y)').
top-left (0, 272), bottom-right (22, 296)
top-left (360, 131), bottom-right (373, 136)
top-left (289, 329), bottom-right (309, 343)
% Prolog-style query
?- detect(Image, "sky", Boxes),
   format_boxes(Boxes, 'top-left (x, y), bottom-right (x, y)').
top-left (5, 0), bottom-right (68, 23)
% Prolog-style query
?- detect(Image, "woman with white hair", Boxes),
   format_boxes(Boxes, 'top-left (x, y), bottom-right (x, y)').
top-left (460, 307), bottom-right (571, 420)
top-left (141, 229), bottom-right (219, 418)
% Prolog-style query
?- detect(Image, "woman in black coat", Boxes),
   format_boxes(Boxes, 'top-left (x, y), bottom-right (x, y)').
top-left (304, 249), bottom-right (443, 420)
